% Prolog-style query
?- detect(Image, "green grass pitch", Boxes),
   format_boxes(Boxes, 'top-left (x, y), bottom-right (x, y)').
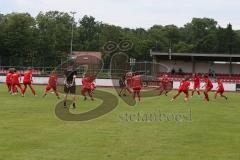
top-left (0, 84), bottom-right (240, 160)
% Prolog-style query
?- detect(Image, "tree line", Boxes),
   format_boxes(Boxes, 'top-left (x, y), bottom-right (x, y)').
top-left (0, 11), bottom-right (240, 68)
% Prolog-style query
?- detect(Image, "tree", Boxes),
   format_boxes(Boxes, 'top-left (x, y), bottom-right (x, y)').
top-left (1, 12), bottom-right (240, 68)
top-left (162, 25), bottom-right (180, 50)
top-left (226, 24), bottom-right (240, 53)
top-left (35, 11), bottom-right (73, 66)
top-left (174, 42), bottom-right (195, 53)
top-left (3, 13), bottom-right (35, 66)
top-left (76, 15), bottom-right (101, 51)
top-left (148, 25), bottom-right (169, 52)
top-left (0, 13), bottom-right (6, 65)
top-left (182, 18), bottom-right (218, 52)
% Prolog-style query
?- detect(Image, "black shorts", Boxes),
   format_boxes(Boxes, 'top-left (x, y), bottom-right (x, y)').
top-left (119, 83), bottom-right (126, 88)
top-left (64, 84), bottom-right (76, 94)
top-left (119, 80), bottom-right (126, 88)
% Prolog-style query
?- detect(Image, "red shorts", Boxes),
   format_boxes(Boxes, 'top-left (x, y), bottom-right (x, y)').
top-left (178, 89), bottom-right (189, 98)
top-left (133, 87), bottom-right (141, 91)
top-left (12, 82), bottom-right (20, 85)
top-left (178, 88), bottom-right (188, 94)
top-left (6, 82), bottom-right (11, 86)
top-left (82, 87), bottom-right (91, 92)
top-left (216, 89), bottom-right (224, 94)
top-left (193, 84), bottom-right (200, 89)
top-left (81, 87), bottom-right (92, 96)
top-left (205, 86), bottom-right (213, 92)
top-left (162, 83), bottom-right (168, 90)
top-left (23, 81), bottom-right (32, 85)
top-left (46, 85), bottom-right (57, 91)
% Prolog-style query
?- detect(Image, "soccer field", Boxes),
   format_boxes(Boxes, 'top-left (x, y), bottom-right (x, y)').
top-left (0, 85), bottom-right (240, 160)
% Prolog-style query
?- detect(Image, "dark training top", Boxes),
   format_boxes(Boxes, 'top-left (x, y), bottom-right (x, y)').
top-left (119, 78), bottom-right (126, 87)
top-left (65, 70), bottom-right (77, 84)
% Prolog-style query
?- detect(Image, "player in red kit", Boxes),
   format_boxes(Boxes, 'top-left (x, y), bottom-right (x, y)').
top-left (125, 72), bottom-right (133, 94)
top-left (81, 74), bottom-right (94, 101)
top-left (171, 77), bottom-right (190, 102)
top-left (191, 73), bottom-right (201, 97)
top-left (214, 79), bottom-right (227, 100)
top-left (202, 75), bottom-right (213, 101)
top-left (132, 72), bottom-right (142, 102)
top-left (11, 72), bottom-right (18, 94)
top-left (22, 67), bottom-right (36, 96)
top-left (43, 71), bottom-right (60, 99)
top-left (6, 68), bottom-right (13, 93)
top-left (11, 69), bottom-right (23, 95)
top-left (159, 74), bottom-right (170, 96)
top-left (90, 80), bottom-right (96, 95)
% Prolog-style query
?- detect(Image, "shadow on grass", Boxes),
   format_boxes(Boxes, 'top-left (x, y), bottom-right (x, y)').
top-left (55, 89), bottom-right (118, 121)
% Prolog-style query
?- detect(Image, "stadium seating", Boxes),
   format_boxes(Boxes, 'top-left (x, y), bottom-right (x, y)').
top-left (0, 69), bottom-right (43, 75)
top-left (158, 72), bottom-right (240, 83)
top-left (1, 68), bottom-right (240, 83)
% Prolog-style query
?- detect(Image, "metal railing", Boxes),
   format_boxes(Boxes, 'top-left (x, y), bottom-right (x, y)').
top-left (0, 65), bottom-right (157, 80)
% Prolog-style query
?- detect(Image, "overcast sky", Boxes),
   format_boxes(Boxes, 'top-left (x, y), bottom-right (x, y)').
top-left (0, 0), bottom-right (239, 29)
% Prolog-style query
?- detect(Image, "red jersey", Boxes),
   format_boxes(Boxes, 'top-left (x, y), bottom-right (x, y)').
top-left (82, 77), bottom-right (91, 89)
top-left (12, 73), bottom-right (20, 84)
top-left (205, 78), bottom-right (213, 88)
top-left (132, 75), bottom-right (141, 88)
top-left (180, 80), bottom-right (185, 85)
top-left (23, 70), bottom-right (32, 82)
top-left (126, 75), bottom-right (132, 87)
top-left (217, 80), bottom-right (224, 90)
top-left (162, 76), bottom-right (170, 85)
top-left (179, 80), bottom-right (190, 91)
top-left (6, 73), bottom-right (13, 83)
top-left (48, 74), bottom-right (58, 86)
top-left (193, 76), bottom-right (200, 86)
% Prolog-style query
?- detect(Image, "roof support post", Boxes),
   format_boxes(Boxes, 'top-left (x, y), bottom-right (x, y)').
top-left (192, 56), bottom-right (195, 73)
top-left (229, 57), bottom-right (232, 76)
top-left (152, 55), bottom-right (156, 76)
